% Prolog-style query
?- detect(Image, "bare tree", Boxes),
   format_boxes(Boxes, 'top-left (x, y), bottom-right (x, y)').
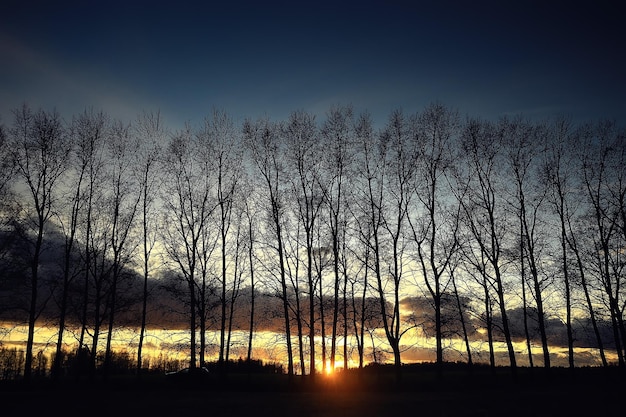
top-left (72, 109), bottom-right (107, 376)
top-left (353, 110), bottom-right (407, 378)
top-left (504, 117), bottom-right (551, 369)
top-left (0, 118), bottom-right (13, 202)
top-left (243, 180), bottom-right (259, 362)
top-left (283, 109), bottom-right (323, 376)
top-left (449, 256), bottom-right (474, 368)
top-left (102, 120), bottom-right (141, 378)
top-left (339, 211), bottom-right (356, 371)
top-left (319, 105), bottom-right (355, 373)
top-left (198, 109), bottom-right (242, 369)
top-left (347, 169), bottom-right (379, 370)
top-left (160, 123), bottom-right (217, 370)
top-left (564, 201), bottom-right (609, 366)
top-left (225, 201), bottom-right (247, 363)
top-left (283, 211), bottom-right (306, 375)
top-left (9, 105), bottom-right (70, 381)
top-left (378, 109), bottom-right (416, 376)
top-left (86, 194), bottom-right (117, 376)
top-left (51, 108), bottom-right (98, 379)
top-left (580, 120), bottom-right (626, 367)
top-left (542, 117), bottom-right (578, 369)
top-left (132, 110), bottom-right (165, 374)
top-left (408, 103), bottom-right (461, 374)
top-left (609, 133), bottom-right (626, 364)
top-left (0, 119), bottom-right (16, 301)
top-left (194, 203), bottom-right (218, 370)
top-left (603, 126), bottom-right (626, 365)
top-left (313, 222), bottom-right (332, 373)
top-left (457, 225), bottom-right (497, 369)
top-left (457, 118), bottom-right (518, 375)
top-left (243, 117), bottom-right (294, 378)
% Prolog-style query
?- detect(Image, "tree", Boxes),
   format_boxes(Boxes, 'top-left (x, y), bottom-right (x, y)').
top-left (9, 105), bottom-right (70, 381)
top-left (346, 219), bottom-right (371, 369)
top-left (224, 201), bottom-right (246, 363)
top-left (313, 221), bottom-right (332, 373)
top-left (243, 117), bottom-right (295, 378)
top-left (160, 123), bottom-right (217, 370)
top-left (457, 118), bottom-right (518, 375)
top-left (51, 108), bottom-right (99, 379)
top-left (86, 185), bottom-right (118, 375)
top-left (0, 118), bottom-right (18, 321)
top-left (132, 110), bottom-right (165, 374)
top-left (449, 255), bottom-right (474, 368)
top-left (100, 120), bottom-right (141, 378)
top-left (542, 117), bottom-right (578, 369)
top-left (283, 109), bottom-right (324, 376)
top-left (608, 129), bottom-right (626, 364)
top-left (377, 109), bottom-right (416, 376)
top-left (243, 180), bottom-right (259, 363)
top-left (504, 117), bottom-right (552, 369)
top-left (72, 109), bottom-right (108, 376)
top-left (408, 103), bottom-right (461, 374)
top-left (0, 118), bottom-right (13, 202)
top-left (199, 110), bottom-right (243, 369)
top-left (353, 110), bottom-right (407, 378)
top-left (283, 204), bottom-right (307, 375)
top-left (319, 105), bottom-right (355, 373)
top-left (580, 120), bottom-right (626, 367)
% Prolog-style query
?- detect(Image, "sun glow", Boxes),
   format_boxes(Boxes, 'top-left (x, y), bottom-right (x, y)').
top-left (324, 359), bottom-right (335, 376)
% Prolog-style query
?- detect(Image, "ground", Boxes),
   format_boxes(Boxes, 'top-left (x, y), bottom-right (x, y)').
top-left (1, 366), bottom-right (623, 417)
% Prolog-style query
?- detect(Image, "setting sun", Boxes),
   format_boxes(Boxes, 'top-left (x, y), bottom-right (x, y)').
top-left (324, 360), bottom-right (335, 376)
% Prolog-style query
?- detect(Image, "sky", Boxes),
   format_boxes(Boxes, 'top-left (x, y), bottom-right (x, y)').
top-left (1, 0), bottom-right (625, 131)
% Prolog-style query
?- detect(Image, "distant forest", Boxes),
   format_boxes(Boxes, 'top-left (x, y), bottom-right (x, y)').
top-left (0, 102), bottom-right (625, 381)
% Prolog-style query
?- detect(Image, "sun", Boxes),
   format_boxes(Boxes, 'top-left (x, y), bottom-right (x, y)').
top-left (324, 359), bottom-right (337, 377)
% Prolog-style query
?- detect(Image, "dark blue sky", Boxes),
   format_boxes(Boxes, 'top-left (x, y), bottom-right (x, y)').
top-left (1, 0), bottom-right (624, 130)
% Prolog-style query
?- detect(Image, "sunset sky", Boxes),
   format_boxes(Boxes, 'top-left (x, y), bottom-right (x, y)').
top-left (1, 0), bottom-right (624, 130)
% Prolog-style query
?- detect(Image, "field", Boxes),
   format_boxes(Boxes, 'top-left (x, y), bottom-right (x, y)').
top-left (1, 365), bottom-right (623, 417)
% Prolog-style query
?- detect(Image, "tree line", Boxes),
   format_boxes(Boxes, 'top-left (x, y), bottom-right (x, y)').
top-left (0, 102), bottom-right (624, 381)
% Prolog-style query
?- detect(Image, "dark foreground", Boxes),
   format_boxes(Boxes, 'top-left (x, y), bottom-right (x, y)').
top-left (1, 366), bottom-right (624, 417)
